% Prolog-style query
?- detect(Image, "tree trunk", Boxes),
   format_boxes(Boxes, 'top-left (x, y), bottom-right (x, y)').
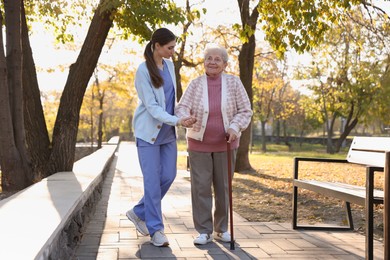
top-left (261, 120), bottom-right (267, 152)
top-left (0, 0), bottom-right (31, 190)
top-left (0, 8), bottom-right (28, 191)
top-left (326, 116), bottom-right (336, 154)
top-left (128, 113), bottom-right (133, 140)
top-left (334, 118), bottom-right (358, 153)
top-left (90, 85), bottom-right (95, 147)
top-left (21, 3), bottom-right (51, 181)
top-left (236, 39), bottom-right (255, 171)
top-left (299, 121), bottom-right (305, 147)
top-left (50, 1), bottom-right (116, 172)
top-left (173, 0), bottom-right (194, 101)
top-left (97, 90), bottom-right (105, 149)
top-left (334, 103), bottom-right (361, 153)
top-left (282, 120), bottom-right (291, 149)
top-left (275, 119), bottom-right (281, 144)
top-left (174, 59), bottom-right (183, 101)
top-left (235, 0), bottom-right (259, 172)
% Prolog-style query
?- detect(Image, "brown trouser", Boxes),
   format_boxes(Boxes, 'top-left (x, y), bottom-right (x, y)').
top-left (188, 150), bottom-right (236, 234)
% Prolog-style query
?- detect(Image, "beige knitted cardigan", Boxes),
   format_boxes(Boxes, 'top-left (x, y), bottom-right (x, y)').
top-left (176, 73), bottom-right (253, 141)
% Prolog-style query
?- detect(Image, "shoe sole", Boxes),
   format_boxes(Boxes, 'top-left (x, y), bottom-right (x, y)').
top-left (217, 238), bottom-right (231, 243)
top-left (194, 241), bottom-right (211, 245)
top-left (152, 241), bottom-right (169, 247)
top-left (194, 238), bottom-right (213, 245)
top-left (216, 233), bottom-right (231, 243)
top-left (126, 211), bottom-right (149, 236)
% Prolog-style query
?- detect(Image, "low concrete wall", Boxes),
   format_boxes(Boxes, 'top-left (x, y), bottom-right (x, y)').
top-left (0, 137), bottom-right (119, 260)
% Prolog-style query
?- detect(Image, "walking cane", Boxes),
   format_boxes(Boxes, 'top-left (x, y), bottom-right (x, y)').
top-left (226, 135), bottom-right (235, 250)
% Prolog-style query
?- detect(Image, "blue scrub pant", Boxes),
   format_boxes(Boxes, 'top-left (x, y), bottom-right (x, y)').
top-left (133, 141), bottom-right (177, 236)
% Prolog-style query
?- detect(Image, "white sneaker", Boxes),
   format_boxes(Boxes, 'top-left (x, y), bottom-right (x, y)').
top-left (126, 209), bottom-right (149, 236)
top-left (151, 230), bottom-right (169, 247)
top-left (216, 232), bottom-right (231, 242)
top-left (193, 233), bottom-right (213, 245)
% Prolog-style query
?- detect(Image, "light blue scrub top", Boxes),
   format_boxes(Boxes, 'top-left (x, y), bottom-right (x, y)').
top-left (137, 60), bottom-right (176, 147)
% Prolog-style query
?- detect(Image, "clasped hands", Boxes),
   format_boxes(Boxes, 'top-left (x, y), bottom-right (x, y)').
top-left (178, 116), bottom-right (196, 127)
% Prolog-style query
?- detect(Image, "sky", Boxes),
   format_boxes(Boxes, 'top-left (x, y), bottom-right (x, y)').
top-left (31, 0), bottom-right (241, 92)
top-left (30, 0), bottom-right (390, 93)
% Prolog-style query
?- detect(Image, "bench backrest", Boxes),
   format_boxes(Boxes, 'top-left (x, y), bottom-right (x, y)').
top-left (347, 136), bottom-right (390, 167)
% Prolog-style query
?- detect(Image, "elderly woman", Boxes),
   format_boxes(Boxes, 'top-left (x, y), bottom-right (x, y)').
top-left (176, 44), bottom-right (252, 245)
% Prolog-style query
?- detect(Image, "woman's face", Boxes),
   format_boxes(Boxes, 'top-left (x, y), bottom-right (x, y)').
top-left (155, 40), bottom-right (176, 59)
top-left (204, 51), bottom-right (227, 77)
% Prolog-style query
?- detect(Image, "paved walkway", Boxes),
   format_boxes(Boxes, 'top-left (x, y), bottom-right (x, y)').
top-left (73, 142), bottom-right (384, 259)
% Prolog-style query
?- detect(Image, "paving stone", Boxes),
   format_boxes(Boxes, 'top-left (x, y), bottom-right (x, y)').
top-left (119, 230), bottom-right (138, 240)
top-left (230, 247), bottom-right (270, 259)
top-left (235, 225), bottom-right (262, 238)
top-left (287, 238), bottom-right (318, 248)
top-left (258, 240), bottom-right (286, 254)
top-left (100, 232), bottom-right (119, 244)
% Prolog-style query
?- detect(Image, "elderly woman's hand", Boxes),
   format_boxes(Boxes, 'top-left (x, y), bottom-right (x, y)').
top-left (178, 116), bottom-right (197, 128)
top-left (226, 128), bottom-right (239, 143)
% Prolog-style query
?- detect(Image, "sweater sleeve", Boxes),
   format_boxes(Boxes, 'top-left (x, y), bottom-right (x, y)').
top-left (175, 81), bottom-right (195, 118)
top-left (229, 76), bottom-right (253, 133)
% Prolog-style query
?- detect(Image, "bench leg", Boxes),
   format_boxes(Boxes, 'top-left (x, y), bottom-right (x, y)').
top-left (292, 186), bottom-right (298, 229)
top-left (345, 202), bottom-right (354, 230)
top-left (385, 152), bottom-right (390, 260)
top-left (292, 187), bottom-right (354, 230)
top-left (292, 160), bottom-right (299, 229)
top-left (366, 168), bottom-right (375, 260)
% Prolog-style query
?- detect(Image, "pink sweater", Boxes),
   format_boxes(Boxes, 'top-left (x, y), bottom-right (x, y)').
top-left (188, 76), bottom-right (238, 152)
top-left (176, 73), bottom-right (252, 152)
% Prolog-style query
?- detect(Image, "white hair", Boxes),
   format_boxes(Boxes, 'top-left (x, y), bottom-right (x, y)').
top-left (204, 44), bottom-right (228, 63)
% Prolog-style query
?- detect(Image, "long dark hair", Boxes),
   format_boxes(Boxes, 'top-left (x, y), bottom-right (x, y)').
top-left (144, 28), bottom-right (176, 88)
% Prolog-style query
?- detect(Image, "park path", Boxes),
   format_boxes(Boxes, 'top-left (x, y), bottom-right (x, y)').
top-left (73, 142), bottom-right (384, 259)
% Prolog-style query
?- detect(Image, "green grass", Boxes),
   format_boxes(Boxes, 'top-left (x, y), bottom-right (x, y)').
top-left (178, 139), bottom-right (348, 160)
top-left (250, 140), bottom-right (349, 158)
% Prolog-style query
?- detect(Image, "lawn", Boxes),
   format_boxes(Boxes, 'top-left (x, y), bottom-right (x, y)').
top-left (177, 141), bottom-right (385, 241)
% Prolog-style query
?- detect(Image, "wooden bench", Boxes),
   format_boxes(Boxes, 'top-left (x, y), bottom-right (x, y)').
top-left (292, 136), bottom-right (390, 260)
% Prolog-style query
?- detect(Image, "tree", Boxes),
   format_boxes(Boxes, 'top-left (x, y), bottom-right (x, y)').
top-left (272, 82), bottom-right (301, 148)
top-left (41, 91), bottom-right (61, 140)
top-left (233, 0), bottom-right (258, 171)
top-left (0, 0), bottom-right (31, 189)
top-left (377, 56), bottom-right (390, 128)
top-left (79, 62), bottom-right (137, 144)
top-left (172, 0), bottom-right (205, 101)
top-left (0, 0), bottom-right (184, 191)
top-left (93, 72), bottom-right (113, 148)
top-left (252, 51), bottom-right (284, 152)
top-left (295, 8), bottom-right (388, 153)
top-left (232, 0), bottom-right (388, 170)
top-left (287, 94), bottom-right (323, 146)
